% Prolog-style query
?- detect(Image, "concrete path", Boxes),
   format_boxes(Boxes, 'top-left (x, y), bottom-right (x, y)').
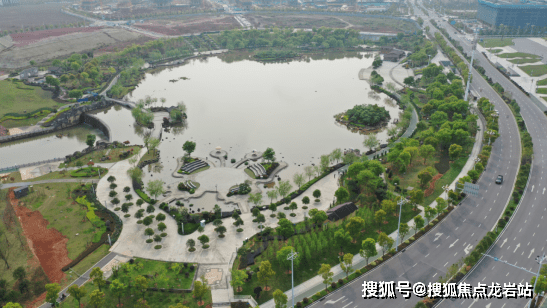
top-left (1, 179), bottom-right (96, 188)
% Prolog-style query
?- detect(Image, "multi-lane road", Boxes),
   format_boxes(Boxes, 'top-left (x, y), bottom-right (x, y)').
top-left (428, 9), bottom-right (547, 308)
top-left (310, 7), bottom-right (531, 308)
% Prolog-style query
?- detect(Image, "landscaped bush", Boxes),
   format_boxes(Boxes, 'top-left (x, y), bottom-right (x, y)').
top-left (136, 199), bottom-right (144, 206)
top-left (161, 232), bottom-right (167, 237)
top-left (154, 245), bottom-right (162, 249)
top-left (237, 228), bottom-right (243, 232)
top-left (203, 244), bottom-right (210, 249)
top-left (146, 239), bottom-right (153, 243)
top-left (114, 207), bottom-right (121, 211)
top-left (124, 214), bottom-right (131, 218)
top-left (303, 297), bottom-right (309, 304)
top-left (137, 220), bottom-right (143, 224)
top-left (110, 183), bottom-right (117, 189)
top-left (231, 158), bottom-right (236, 163)
top-left (189, 188), bottom-right (195, 194)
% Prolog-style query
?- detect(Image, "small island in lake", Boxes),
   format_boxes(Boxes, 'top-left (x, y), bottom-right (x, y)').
top-left (335, 104), bottom-right (391, 132)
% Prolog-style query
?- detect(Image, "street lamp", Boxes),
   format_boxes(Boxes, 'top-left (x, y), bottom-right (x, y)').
top-left (395, 197), bottom-right (408, 252)
top-left (287, 250), bottom-right (299, 308)
top-left (530, 253), bottom-right (546, 308)
top-left (486, 130), bottom-right (496, 146)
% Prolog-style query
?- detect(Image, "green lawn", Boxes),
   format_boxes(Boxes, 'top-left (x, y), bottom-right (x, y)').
top-left (509, 58), bottom-right (541, 65)
top-left (389, 156), bottom-right (439, 192)
top-left (18, 183), bottom-right (101, 260)
top-left (58, 280), bottom-right (211, 308)
top-left (543, 97), bottom-right (547, 101)
top-left (537, 78), bottom-right (547, 86)
top-left (480, 38), bottom-right (514, 48)
top-left (499, 52), bottom-right (541, 59)
top-left (108, 258), bottom-right (197, 289)
top-left (537, 88), bottom-right (547, 94)
top-left (0, 111), bottom-right (51, 128)
top-left (0, 79), bottom-right (65, 117)
top-left (488, 48), bottom-right (502, 53)
top-left (520, 64), bottom-right (547, 77)
top-left (138, 149), bottom-right (158, 165)
top-left (244, 167), bottom-right (256, 179)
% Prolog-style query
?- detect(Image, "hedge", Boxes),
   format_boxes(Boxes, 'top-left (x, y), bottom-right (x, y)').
top-left (135, 189), bottom-right (154, 204)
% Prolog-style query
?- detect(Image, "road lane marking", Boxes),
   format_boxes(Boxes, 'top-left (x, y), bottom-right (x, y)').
top-left (433, 273), bottom-right (437, 278)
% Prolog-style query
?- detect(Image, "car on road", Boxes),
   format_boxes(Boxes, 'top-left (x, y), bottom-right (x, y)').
top-left (495, 175), bottom-right (503, 184)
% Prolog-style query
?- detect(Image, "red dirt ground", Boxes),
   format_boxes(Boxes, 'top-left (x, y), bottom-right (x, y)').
top-left (11, 27), bottom-right (103, 47)
top-left (11, 199), bottom-right (72, 284)
top-left (424, 173), bottom-right (444, 197)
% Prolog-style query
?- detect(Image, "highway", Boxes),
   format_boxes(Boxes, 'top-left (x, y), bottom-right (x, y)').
top-left (427, 9), bottom-right (548, 308)
top-left (310, 6), bottom-right (524, 308)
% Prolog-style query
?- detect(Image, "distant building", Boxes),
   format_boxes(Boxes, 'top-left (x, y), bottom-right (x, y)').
top-left (326, 202), bottom-right (358, 221)
top-left (477, 0), bottom-right (547, 29)
top-left (48, 67), bottom-right (64, 76)
top-left (20, 67), bottom-right (38, 79)
top-left (384, 49), bottom-right (406, 62)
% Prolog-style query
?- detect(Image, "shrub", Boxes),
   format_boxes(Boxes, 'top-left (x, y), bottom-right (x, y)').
top-left (110, 183), bottom-right (117, 189)
top-left (371, 262), bottom-right (376, 266)
top-left (315, 198), bottom-right (320, 202)
top-left (146, 239), bottom-right (153, 243)
top-left (109, 190), bottom-right (117, 197)
top-left (302, 206), bottom-right (308, 209)
top-left (355, 269), bottom-right (361, 275)
top-left (303, 297), bottom-right (309, 304)
top-left (137, 220), bottom-right (143, 224)
top-left (124, 214), bottom-right (131, 217)
top-left (231, 158), bottom-right (236, 163)
top-left (338, 279), bottom-right (344, 285)
top-left (290, 213), bottom-right (296, 217)
top-left (331, 282), bottom-right (337, 289)
top-left (203, 244), bottom-right (210, 249)
top-left (155, 245), bottom-right (162, 249)
top-left (114, 207), bottom-right (121, 211)
top-left (154, 235), bottom-right (162, 242)
top-left (161, 232), bottom-right (167, 237)
top-left (296, 302), bottom-right (302, 308)
top-left (136, 199), bottom-right (144, 206)
top-left (189, 188), bottom-right (195, 194)
top-left (237, 228), bottom-right (243, 232)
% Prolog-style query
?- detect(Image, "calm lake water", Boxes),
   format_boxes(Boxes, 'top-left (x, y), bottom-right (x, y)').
top-left (2, 53), bottom-right (401, 183)
top-left (0, 125), bottom-right (106, 168)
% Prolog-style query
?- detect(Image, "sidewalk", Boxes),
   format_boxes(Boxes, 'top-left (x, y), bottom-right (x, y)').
top-left (259, 102), bottom-right (485, 308)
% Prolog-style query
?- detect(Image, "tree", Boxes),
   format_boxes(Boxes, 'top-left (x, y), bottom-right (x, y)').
top-left (277, 218), bottom-right (294, 239)
top-left (276, 180), bottom-right (292, 200)
top-left (30, 60), bottom-right (36, 65)
top-left (419, 145), bottom-right (436, 164)
top-left (168, 304), bottom-right (188, 308)
top-left (3, 303), bottom-right (22, 308)
top-left (263, 147), bottom-right (276, 163)
top-left (302, 196), bottom-right (310, 205)
top-left (467, 169), bottom-right (479, 182)
top-left (182, 141), bottom-right (196, 157)
top-left (68, 89), bottom-right (83, 99)
top-left (257, 261), bottom-right (276, 291)
top-left (374, 209), bottom-right (386, 230)
top-left (198, 235), bottom-right (209, 247)
top-left (293, 172), bottom-right (305, 189)
top-left (269, 203), bottom-right (277, 214)
top-left (449, 144), bottom-right (463, 160)
top-left (89, 289), bottom-right (105, 308)
top-left (340, 253), bottom-right (354, 278)
top-left (156, 213), bottom-right (166, 222)
top-left (318, 263), bottom-right (334, 292)
top-left (267, 190), bottom-right (279, 204)
top-left (381, 199), bottom-right (397, 217)
top-left (230, 269), bottom-right (247, 292)
top-left (127, 166), bottom-right (144, 182)
top-left (310, 209), bottom-right (327, 226)
top-left (313, 189), bottom-right (321, 199)
top-left (12, 267), bottom-right (25, 280)
top-left (304, 166), bottom-right (315, 181)
top-left (334, 186), bottom-right (349, 204)
top-left (320, 154), bottom-right (330, 172)
top-left (331, 148), bottom-right (342, 163)
top-left (403, 76), bottom-right (415, 87)
top-left (409, 189), bottom-right (424, 211)
top-left (85, 134), bottom-right (97, 148)
top-left (530, 264), bottom-right (547, 302)
top-left (215, 225), bottom-right (227, 237)
top-left (107, 176), bottom-right (116, 183)
top-left (248, 192), bottom-right (263, 208)
top-left (435, 197), bottom-right (447, 217)
top-left (146, 179), bottom-right (165, 200)
top-left (110, 279), bottom-right (127, 307)
top-left (143, 216), bottom-right (153, 226)
top-left (288, 202), bottom-right (298, 213)
top-left (193, 276), bottom-right (210, 305)
top-left (145, 228), bottom-right (154, 238)
top-left (186, 239), bottom-right (196, 251)
top-left (359, 238), bottom-right (377, 264)
top-left (334, 229), bottom-right (352, 255)
top-left (273, 289), bottom-right (288, 308)
top-left (346, 216), bottom-right (365, 243)
top-left (413, 215), bottom-right (424, 234)
top-left (417, 169), bottom-right (433, 189)
top-left (45, 75), bottom-right (60, 86)
top-left (424, 205), bottom-right (436, 224)
top-left (158, 222), bottom-right (167, 232)
top-left (377, 232), bottom-right (394, 255)
top-left (134, 275), bottom-right (148, 300)
top-left (398, 223), bottom-right (410, 244)
top-left (90, 267), bottom-right (106, 291)
top-left (277, 246), bottom-right (299, 272)
top-left (45, 283), bottom-right (61, 307)
top-left (148, 137), bottom-right (160, 155)
top-left (363, 134), bottom-right (379, 152)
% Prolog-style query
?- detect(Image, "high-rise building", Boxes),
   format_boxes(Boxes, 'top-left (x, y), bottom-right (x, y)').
top-left (477, 0), bottom-right (547, 29)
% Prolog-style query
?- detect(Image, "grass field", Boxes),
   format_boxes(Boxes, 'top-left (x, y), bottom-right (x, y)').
top-left (422, 155), bottom-right (468, 206)
top-left (389, 156), bottom-right (439, 192)
top-left (244, 167), bottom-right (256, 179)
top-left (69, 244), bottom-right (110, 278)
top-left (4, 167), bottom-right (107, 183)
top-left (520, 64), bottom-right (547, 77)
top-left (0, 115), bottom-right (48, 128)
top-left (480, 38), bottom-right (514, 48)
top-left (509, 58), bottom-right (542, 65)
top-left (498, 52), bottom-right (541, 59)
top-left (109, 258), bottom-right (197, 289)
top-left (537, 78), bottom-right (547, 86)
top-left (537, 88), bottom-right (547, 94)
top-left (488, 48), bottom-right (502, 53)
top-left (18, 183), bottom-right (100, 260)
top-left (0, 79), bottom-right (64, 117)
top-left (61, 146), bottom-right (141, 168)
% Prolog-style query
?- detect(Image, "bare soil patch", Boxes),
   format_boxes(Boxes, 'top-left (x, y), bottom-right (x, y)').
top-left (12, 199), bottom-right (72, 283)
top-left (0, 4), bottom-right (83, 31)
top-left (245, 14), bottom-right (347, 29)
top-left (11, 27), bottom-right (103, 47)
top-left (134, 16), bottom-right (240, 35)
